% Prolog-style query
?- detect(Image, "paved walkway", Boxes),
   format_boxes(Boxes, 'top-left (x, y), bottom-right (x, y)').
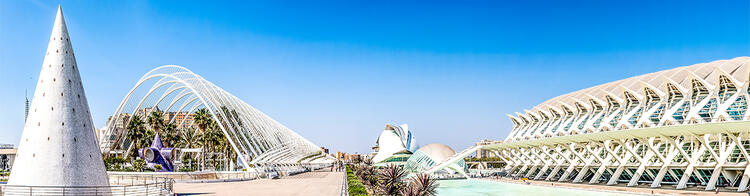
top-left (486, 177), bottom-right (748, 196)
top-left (174, 169), bottom-right (344, 196)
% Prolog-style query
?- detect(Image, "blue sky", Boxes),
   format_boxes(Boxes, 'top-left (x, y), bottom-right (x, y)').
top-left (0, 0), bottom-right (748, 154)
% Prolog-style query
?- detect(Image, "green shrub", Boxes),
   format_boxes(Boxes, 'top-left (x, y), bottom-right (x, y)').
top-left (178, 166), bottom-right (197, 172)
top-left (132, 159), bottom-right (147, 172)
top-left (346, 165), bottom-right (369, 196)
top-left (104, 156), bottom-right (127, 171)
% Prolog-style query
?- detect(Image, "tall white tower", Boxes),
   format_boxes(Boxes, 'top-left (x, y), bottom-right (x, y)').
top-left (25, 90), bottom-right (29, 122)
top-left (8, 6), bottom-right (109, 186)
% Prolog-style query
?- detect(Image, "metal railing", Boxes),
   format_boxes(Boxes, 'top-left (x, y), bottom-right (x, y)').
top-left (105, 163), bottom-right (331, 182)
top-left (110, 171), bottom-right (262, 182)
top-left (0, 163), bottom-right (334, 195)
top-left (340, 170), bottom-right (348, 196)
top-left (0, 177), bottom-right (173, 196)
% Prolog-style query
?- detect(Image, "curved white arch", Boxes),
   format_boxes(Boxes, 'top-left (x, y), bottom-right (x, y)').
top-left (100, 65), bottom-right (333, 169)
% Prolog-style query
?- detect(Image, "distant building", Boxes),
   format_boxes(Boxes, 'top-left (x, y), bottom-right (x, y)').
top-left (0, 144), bottom-right (18, 171)
top-left (0, 144), bottom-right (16, 171)
top-left (343, 154), bottom-right (362, 163)
top-left (336, 152), bottom-right (345, 160)
top-left (474, 140), bottom-right (501, 159)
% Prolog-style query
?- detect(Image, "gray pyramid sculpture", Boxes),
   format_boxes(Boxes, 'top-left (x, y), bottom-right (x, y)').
top-left (8, 6), bottom-right (109, 186)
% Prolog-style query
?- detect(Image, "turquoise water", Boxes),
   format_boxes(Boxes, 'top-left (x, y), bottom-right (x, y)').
top-left (435, 179), bottom-right (635, 196)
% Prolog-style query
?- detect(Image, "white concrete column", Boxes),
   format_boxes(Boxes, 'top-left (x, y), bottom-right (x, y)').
top-left (589, 143), bottom-right (612, 184)
top-left (546, 165), bottom-right (562, 181)
top-left (737, 164), bottom-right (750, 192)
top-left (558, 144), bottom-right (581, 182)
top-left (531, 148), bottom-right (552, 180)
top-left (677, 144), bottom-right (707, 189)
top-left (573, 144), bottom-right (598, 183)
top-left (651, 141), bottom-right (681, 187)
top-left (627, 150), bottom-right (655, 187)
top-left (607, 141), bottom-right (633, 185)
top-left (705, 140), bottom-right (736, 191)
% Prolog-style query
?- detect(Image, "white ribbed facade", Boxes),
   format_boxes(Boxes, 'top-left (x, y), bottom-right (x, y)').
top-left (485, 57), bottom-right (750, 191)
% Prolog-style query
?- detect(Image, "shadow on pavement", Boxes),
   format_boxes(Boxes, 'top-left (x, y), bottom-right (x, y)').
top-left (176, 192), bottom-right (215, 196)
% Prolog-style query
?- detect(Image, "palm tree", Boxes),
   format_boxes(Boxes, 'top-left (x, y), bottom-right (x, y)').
top-left (162, 122), bottom-right (180, 147)
top-left (223, 136), bottom-right (235, 170)
top-left (207, 121), bottom-right (220, 151)
top-left (147, 110), bottom-right (165, 135)
top-left (204, 121), bottom-right (224, 169)
top-left (193, 108), bottom-right (212, 133)
top-left (178, 128), bottom-right (201, 148)
top-left (215, 131), bottom-right (234, 171)
top-left (214, 133), bottom-right (226, 170)
top-left (193, 108), bottom-right (213, 170)
top-left (178, 127), bottom-right (202, 170)
top-left (126, 115), bottom-right (149, 158)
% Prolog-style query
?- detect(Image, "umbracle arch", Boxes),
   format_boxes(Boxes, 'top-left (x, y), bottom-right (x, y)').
top-left (101, 65), bottom-right (332, 169)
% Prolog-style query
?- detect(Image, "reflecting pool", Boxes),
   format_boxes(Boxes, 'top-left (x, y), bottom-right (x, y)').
top-left (435, 179), bottom-right (635, 196)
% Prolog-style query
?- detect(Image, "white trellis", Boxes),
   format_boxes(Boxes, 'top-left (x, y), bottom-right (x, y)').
top-left (99, 65), bottom-right (334, 169)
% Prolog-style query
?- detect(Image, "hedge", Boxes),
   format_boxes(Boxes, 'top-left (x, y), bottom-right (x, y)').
top-left (346, 165), bottom-right (369, 196)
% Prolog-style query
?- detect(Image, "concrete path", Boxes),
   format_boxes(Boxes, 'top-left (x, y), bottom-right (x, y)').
top-left (174, 169), bottom-right (344, 196)
top-left (487, 177), bottom-right (748, 196)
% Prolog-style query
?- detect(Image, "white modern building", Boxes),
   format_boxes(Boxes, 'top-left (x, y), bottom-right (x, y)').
top-left (99, 65), bottom-right (334, 170)
top-left (372, 124), bottom-right (418, 164)
top-left (483, 57), bottom-right (750, 192)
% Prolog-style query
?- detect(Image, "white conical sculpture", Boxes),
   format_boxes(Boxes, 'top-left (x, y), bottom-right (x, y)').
top-left (8, 6), bottom-right (109, 186)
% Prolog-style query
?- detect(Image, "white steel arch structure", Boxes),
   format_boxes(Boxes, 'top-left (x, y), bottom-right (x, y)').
top-left (100, 65), bottom-right (332, 169)
top-left (480, 57), bottom-right (750, 192)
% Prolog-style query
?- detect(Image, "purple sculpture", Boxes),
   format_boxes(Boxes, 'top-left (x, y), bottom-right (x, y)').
top-left (138, 133), bottom-right (176, 171)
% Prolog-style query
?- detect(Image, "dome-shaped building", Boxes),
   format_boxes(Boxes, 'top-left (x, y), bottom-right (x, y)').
top-left (404, 143), bottom-right (467, 175)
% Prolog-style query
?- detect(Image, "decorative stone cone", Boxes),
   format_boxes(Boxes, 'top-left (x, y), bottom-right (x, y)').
top-left (8, 6), bottom-right (110, 186)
